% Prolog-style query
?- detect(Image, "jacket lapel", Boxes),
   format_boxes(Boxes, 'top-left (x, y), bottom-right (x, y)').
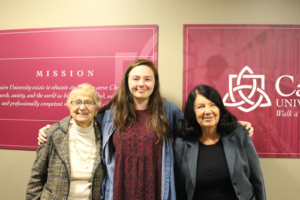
top-left (222, 133), bottom-right (237, 179)
top-left (52, 116), bottom-right (72, 177)
top-left (102, 109), bottom-right (115, 149)
top-left (92, 122), bottom-right (102, 175)
top-left (185, 139), bottom-right (199, 190)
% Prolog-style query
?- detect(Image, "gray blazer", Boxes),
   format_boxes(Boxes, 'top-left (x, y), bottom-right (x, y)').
top-left (174, 125), bottom-right (266, 200)
top-left (26, 116), bottom-right (105, 200)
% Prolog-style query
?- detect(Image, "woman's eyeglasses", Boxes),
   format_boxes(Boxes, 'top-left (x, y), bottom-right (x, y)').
top-left (71, 100), bottom-right (95, 107)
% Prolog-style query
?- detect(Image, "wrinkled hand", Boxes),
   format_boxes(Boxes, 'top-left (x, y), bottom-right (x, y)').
top-left (238, 121), bottom-right (254, 137)
top-left (37, 124), bottom-right (51, 145)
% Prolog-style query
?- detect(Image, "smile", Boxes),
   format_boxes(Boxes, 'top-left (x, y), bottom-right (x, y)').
top-left (137, 89), bottom-right (147, 93)
top-left (204, 117), bottom-right (213, 120)
top-left (77, 113), bottom-right (89, 116)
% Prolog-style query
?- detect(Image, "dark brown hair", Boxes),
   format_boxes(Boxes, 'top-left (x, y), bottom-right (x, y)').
top-left (102, 59), bottom-right (171, 142)
top-left (176, 85), bottom-right (238, 138)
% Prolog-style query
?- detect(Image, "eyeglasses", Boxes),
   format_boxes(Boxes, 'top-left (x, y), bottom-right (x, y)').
top-left (71, 100), bottom-right (95, 107)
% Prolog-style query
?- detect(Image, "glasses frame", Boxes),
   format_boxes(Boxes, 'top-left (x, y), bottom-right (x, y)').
top-left (71, 100), bottom-right (96, 107)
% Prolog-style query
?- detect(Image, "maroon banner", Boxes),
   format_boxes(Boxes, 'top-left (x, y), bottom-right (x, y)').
top-left (0, 25), bottom-right (158, 150)
top-left (184, 24), bottom-right (300, 158)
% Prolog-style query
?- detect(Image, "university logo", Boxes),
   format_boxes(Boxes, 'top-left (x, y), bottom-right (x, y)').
top-left (223, 66), bottom-right (272, 112)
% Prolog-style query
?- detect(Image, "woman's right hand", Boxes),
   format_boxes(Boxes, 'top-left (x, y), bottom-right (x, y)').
top-left (37, 125), bottom-right (51, 145)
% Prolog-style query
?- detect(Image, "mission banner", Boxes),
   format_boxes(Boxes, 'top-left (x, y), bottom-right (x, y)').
top-left (184, 24), bottom-right (300, 158)
top-left (0, 25), bottom-right (158, 150)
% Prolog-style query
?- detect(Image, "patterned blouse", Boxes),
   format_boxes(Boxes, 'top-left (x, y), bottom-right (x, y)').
top-left (112, 110), bottom-right (163, 200)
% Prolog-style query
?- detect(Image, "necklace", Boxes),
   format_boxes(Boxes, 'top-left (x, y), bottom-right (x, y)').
top-left (70, 119), bottom-right (96, 169)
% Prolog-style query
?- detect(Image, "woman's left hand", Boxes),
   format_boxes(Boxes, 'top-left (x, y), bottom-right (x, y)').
top-left (238, 121), bottom-right (254, 137)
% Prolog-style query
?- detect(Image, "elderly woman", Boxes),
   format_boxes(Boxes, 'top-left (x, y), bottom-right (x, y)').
top-left (174, 85), bottom-right (266, 200)
top-left (26, 83), bottom-right (104, 200)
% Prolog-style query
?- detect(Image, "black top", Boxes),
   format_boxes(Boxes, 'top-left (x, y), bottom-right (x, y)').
top-left (193, 138), bottom-right (238, 200)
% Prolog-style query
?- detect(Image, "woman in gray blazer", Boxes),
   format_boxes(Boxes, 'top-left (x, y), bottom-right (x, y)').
top-left (27, 83), bottom-right (104, 200)
top-left (174, 85), bottom-right (266, 200)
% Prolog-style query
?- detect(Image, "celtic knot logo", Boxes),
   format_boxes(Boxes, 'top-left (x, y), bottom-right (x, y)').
top-left (223, 66), bottom-right (271, 112)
